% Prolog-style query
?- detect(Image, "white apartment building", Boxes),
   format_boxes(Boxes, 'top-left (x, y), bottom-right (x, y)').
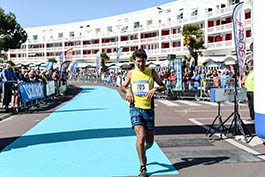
top-left (6, 0), bottom-right (253, 66)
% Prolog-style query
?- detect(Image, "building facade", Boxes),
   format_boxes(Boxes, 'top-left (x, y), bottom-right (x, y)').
top-left (6, 0), bottom-right (253, 66)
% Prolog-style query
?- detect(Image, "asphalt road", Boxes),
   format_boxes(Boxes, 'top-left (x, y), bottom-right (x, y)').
top-left (0, 82), bottom-right (264, 177)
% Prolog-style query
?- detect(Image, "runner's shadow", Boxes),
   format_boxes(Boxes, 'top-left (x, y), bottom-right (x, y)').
top-left (147, 156), bottom-right (229, 175)
top-left (0, 127), bottom-right (135, 152)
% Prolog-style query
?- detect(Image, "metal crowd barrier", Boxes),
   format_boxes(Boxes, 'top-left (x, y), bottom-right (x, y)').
top-left (70, 74), bottom-right (238, 101)
top-left (0, 80), bottom-right (68, 113)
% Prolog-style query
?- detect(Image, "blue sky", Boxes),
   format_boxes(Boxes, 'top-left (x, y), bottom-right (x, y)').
top-left (0, 0), bottom-right (176, 28)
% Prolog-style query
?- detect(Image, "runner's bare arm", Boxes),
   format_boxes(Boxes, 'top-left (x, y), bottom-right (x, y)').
top-left (146, 69), bottom-right (166, 99)
top-left (121, 71), bottom-right (134, 102)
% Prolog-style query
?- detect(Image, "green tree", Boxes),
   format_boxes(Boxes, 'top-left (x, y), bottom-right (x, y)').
top-left (6, 60), bottom-right (15, 66)
top-left (100, 52), bottom-right (109, 72)
top-left (182, 24), bottom-right (206, 66)
top-left (0, 8), bottom-right (27, 53)
top-left (47, 57), bottom-right (57, 63)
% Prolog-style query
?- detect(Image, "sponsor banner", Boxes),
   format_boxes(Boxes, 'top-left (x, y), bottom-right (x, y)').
top-left (19, 82), bottom-right (44, 103)
top-left (232, 2), bottom-right (246, 78)
top-left (46, 80), bottom-right (56, 96)
top-left (172, 58), bottom-right (182, 91)
top-left (59, 84), bottom-right (67, 94)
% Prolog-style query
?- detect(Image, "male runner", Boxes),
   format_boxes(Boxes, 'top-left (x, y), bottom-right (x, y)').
top-left (121, 49), bottom-right (166, 177)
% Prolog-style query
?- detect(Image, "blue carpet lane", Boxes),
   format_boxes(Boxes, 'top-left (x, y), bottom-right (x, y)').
top-left (0, 86), bottom-right (178, 177)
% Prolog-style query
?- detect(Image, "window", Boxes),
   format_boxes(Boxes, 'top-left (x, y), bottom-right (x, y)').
top-left (166, 9), bottom-right (171, 13)
top-left (80, 26), bottom-right (83, 28)
top-left (107, 26), bottom-right (112, 32)
top-left (147, 20), bottom-right (152, 26)
top-left (191, 8), bottom-right (198, 16)
top-left (33, 35), bottom-right (38, 40)
top-left (177, 8), bottom-right (184, 20)
top-left (58, 33), bottom-right (63, 38)
top-left (70, 32), bottom-right (74, 37)
top-left (96, 28), bottom-right (101, 33)
top-left (134, 22), bottom-right (140, 28)
top-left (86, 25), bottom-right (90, 27)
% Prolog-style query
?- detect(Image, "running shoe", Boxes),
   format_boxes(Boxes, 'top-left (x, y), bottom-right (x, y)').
top-left (138, 166), bottom-right (147, 177)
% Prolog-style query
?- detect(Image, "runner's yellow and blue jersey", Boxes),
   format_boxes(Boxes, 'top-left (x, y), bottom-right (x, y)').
top-left (130, 67), bottom-right (154, 109)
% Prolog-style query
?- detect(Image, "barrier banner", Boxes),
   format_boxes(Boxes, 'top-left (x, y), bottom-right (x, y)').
top-left (46, 80), bottom-right (56, 96)
top-left (59, 84), bottom-right (67, 94)
top-left (172, 57), bottom-right (182, 91)
top-left (19, 82), bottom-right (44, 103)
top-left (232, 2), bottom-right (246, 78)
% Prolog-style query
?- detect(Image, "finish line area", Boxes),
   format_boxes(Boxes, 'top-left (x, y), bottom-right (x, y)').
top-left (0, 86), bottom-right (178, 177)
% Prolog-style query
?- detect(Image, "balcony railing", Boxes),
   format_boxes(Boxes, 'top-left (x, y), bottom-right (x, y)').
top-left (207, 23), bottom-right (233, 33)
top-left (140, 37), bottom-right (158, 43)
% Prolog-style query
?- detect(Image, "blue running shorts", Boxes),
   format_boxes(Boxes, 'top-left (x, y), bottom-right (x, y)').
top-left (130, 107), bottom-right (155, 130)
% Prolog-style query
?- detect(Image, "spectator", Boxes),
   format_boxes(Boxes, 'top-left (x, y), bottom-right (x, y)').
top-left (1, 64), bottom-right (20, 111)
top-left (245, 60), bottom-right (254, 120)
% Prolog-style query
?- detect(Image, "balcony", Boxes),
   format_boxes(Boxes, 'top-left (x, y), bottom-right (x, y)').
top-left (83, 54), bottom-right (96, 59)
top-left (46, 47), bottom-right (63, 51)
top-left (140, 37), bottom-right (158, 43)
top-left (207, 40), bottom-right (233, 49)
top-left (101, 42), bottom-right (118, 47)
top-left (207, 23), bottom-right (233, 33)
top-left (28, 48), bottom-right (45, 52)
top-left (83, 44), bottom-right (100, 49)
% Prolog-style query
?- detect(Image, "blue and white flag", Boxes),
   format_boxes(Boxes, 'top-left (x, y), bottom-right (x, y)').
top-left (71, 61), bottom-right (78, 73)
top-left (46, 62), bottom-right (53, 70)
top-left (116, 47), bottom-right (124, 65)
top-left (233, 2), bottom-right (246, 78)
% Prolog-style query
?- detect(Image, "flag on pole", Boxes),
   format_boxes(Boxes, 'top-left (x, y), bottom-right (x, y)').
top-left (116, 47), bottom-right (124, 65)
top-left (46, 62), bottom-right (53, 70)
top-left (96, 51), bottom-right (101, 75)
top-left (60, 61), bottom-right (71, 78)
top-left (71, 61), bottom-right (78, 73)
top-left (59, 52), bottom-right (65, 71)
top-left (232, 2), bottom-right (246, 78)
top-left (65, 48), bottom-right (73, 61)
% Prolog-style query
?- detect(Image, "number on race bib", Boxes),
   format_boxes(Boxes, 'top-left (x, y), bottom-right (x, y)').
top-left (133, 80), bottom-right (149, 95)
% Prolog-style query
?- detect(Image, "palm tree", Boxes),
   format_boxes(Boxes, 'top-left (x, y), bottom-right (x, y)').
top-left (182, 24), bottom-right (206, 66)
top-left (47, 57), bottom-right (57, 63)
top-left (100, 52), bottom-right (110, 72)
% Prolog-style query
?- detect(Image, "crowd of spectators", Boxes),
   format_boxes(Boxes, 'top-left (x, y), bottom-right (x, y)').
top-left (0, 63), bottom-right (67, 110)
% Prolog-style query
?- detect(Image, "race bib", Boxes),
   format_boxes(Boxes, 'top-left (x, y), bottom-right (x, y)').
top-left (133, 80), bottom-right (149, 95)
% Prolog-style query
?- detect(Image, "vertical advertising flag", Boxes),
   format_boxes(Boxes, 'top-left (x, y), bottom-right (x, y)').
top-left (59, 52), bottom-right (65, 71)
top-left (65, 48), bottom-right (73, 61)
top-left (172, 57), bottom-right (182, 91)
top-left (46, 62), bottom-right (53, 70)
top-left (71, 61), bottom-right (78, 73)
top-left (233, 2), bottom-right (246, 78)
top-left (60, 61), bottom-right (71, 78)
top-left (116, 47), bottom-right (124, 65)
top-left (96, 51), bottom-right (101, 75)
